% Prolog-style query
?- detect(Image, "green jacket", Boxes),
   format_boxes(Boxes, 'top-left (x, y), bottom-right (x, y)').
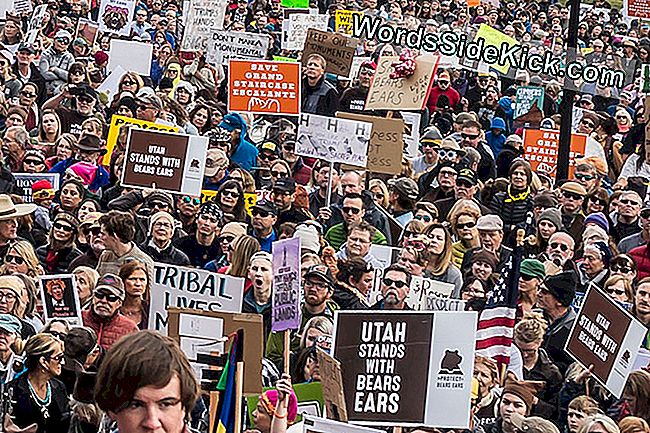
top-left (324, 222), bottom-right (387, 250)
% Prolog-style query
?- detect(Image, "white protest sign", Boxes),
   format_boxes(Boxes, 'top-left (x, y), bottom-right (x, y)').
top-left (149, 263), bottom-right (244, 332)
top-left (283, 12), bottom-right (328, 51)
top-left (98, 0), bottom-right (135, 36)
top-left (407, 276), bottom-right (455, 310)
top-left (97, 65), bottom-right (126, 100)
top-left (27, 5), bottom-right (48, 33)
top-left (303, 414), bottom-right (384, 433)
top-left (422, 297), bottom-right (466, 312)
top-left (107, 40), bottom-right (153, 75)
top-left (13, 0), bottom-right (32, 14)
top-left (206, 31), bottom-right (269, 65)
top-left (401, 112), bottom-right (421, 159)
top-left (296, 113), bottom-right (371, 166)
top-left (180, 0), bottom-right (228, 51)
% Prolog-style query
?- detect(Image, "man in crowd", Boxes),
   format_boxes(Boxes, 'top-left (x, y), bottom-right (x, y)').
top-left (251, 200), bottom-right (278, 253)
top-left (39, 29), bottom-right (74, 95)
top-left (174, 203), bottom-right (222, 268)
top-left (619, 205), bottom-right (650, 253)
top-left (558, 182), bottom-right (587, 241)
top-left (325, 193), bottom-right (386, 250)
top-left (462, 215), bottom-right (511, 272)
top-left (372, 264), bottom-right (412, 310)
top-left (140, 211), bottom-right (190, 266)
top-left (273, 177), bottom-right (310, 226)
top-left (301, 54), bottom-right (339, 116)
top-left (611, 190), bottom-right (642, 244)
top-left (2, 126), bottom-right (28, 172)
top-left (388, 177), bottom-right (419, 226)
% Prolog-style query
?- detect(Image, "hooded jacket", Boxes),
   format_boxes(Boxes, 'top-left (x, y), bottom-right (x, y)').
top-left (230, 116), bottom-right (258, 172)
top-left (39, 45), bottom-right (75, 94)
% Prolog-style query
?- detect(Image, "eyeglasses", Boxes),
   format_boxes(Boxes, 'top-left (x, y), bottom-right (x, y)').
top-left (150, 201), bottom-right (169, 209)
top-left (70, 70), bottom-right (85, 76)
top-left (20, 91), bottom-right (37, 98)
top-left (439, 170), bottom-right (457, 178)
top-left (122, 80), bottom-right (136, 86)
top-left (4, 254), bottom-right (24, 265)
top-left (23, 159), bottom-right (43, 166)
top-left (182, 196), bottom-right (201, 205)
top-left (404, 239), bottom-right (427, 251)
top-left (456, 179), bottom-right (474, 188)
top-left (0, 292), bottom-right (17, 301)
top-left (580, 119), bottom-right (595, 128)
top-left (94, 291), bottom-right (119, 302)
top-left (259, 153), bottom-right (277, 161)
top-left (137, 104), bottom-right (155, 111)
top-left (252, 209), bottom-right (270, 218)
top-left (382, 277), bottom-right (408, 289)
top-left (83, 226), bottom-right (101, 237)
top-left (271, 170), bottom-right (288, 178)
top-left (574, 173), bottom-right (595, 181)
top-left (456, 221), bottom-right (476, 230)
top-left (611, 264), bottom-right (632, 273)
top-left (562, 191), bottom-right (583, 201)
top-left (221, 190), bottom-right (240, 199)
top-left (438, 80), bottom-right (449, 85)
top-left (56, 37), bottom-right (70, 44)
top-left (54, 222), bottom-right (74, 233)
top-left (49, 353), bottom-right (65, 363)
top-left (461, 133), bottom-right (479, 140)
top-left (550, 242), bottom-right (569, 252)
top-left (342, 206), bottom-right (362, 215)
top-left (414, 214), bottom-right (432, 223)
top-left (620, 199), bottom-right (641, 206)
top-left (153, 221), bottom-right (172, 229)
top-left (439, 149), bottom-right (457, 159)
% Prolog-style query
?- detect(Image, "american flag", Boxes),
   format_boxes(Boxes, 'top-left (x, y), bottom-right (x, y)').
top-left (475, 243), bottom-right (523, 367)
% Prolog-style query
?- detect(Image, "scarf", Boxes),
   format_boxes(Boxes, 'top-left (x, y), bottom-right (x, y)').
top-left (504, 186), bottom-right (531, 203)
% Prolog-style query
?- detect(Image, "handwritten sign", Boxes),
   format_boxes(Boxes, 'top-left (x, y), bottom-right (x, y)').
top-left (301, 28), bottom-right (358, 77)
top-left (334, 10), bottom-right (363, 34)
top-left (284, 13), bottom-right (328, 51)
top-left (206, 31), bottom-right (269, 65)
top-left (180, 0), bottom-right (227, 51)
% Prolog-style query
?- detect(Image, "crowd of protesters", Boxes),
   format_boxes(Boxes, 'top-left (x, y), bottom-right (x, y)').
top-left (0, 0), bottom-right (649, 432)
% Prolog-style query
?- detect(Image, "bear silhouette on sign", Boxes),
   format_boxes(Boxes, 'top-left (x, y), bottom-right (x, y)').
top-left (439, 349), bottom-right (463, 374)
top-left (190, 159), bottom-right (200, 169)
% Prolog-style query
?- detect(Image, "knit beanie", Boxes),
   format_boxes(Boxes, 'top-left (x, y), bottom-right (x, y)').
top-left (67, 162), bottom-right (98, 186)
top-left (471, 249), bottom-right (498, 269)
top-left (542, 270), bottom-right (577, 307)
top-left (587, 241), bottom-right (613, 267)
top-left (149, 211), bottom-right (175, 232)
top-left (294, 224), bottom-right (320, 254)
top-left (502, 382), bottom-right (535, 414)
top-left (220, 222), bottom-right (247, 238)
top-left (584, 212), bottom-right (609, 233)
top-left (538, 208), bottom-right (562, 230)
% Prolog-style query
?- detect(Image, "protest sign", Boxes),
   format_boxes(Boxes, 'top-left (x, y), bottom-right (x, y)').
top-left (247, 382), bottom-right (324, 425)
top-left (180, 0), bottom-right (227, 51)
top-left (296, 113), bottom-right (372, 166)
top-left (149, 263), bottom-right (244, 332)
top-left (107, 39), bottom-right (153, 75)
top-left (303, 415), bottom-right (385, 433)
top-left (423, 297), bottom-right (467, 312)
top-left (342, 56), bottom-right (370, 81)
top-left (13, 0), bottom-right (32, 14)
top-left (301, 29), bottom-right (358, 77)
top-left (97, 66), bottom-right (126, 102)
top-left (272, 237), bottom-right (301, 332)
top-left (523, 129), bottom-right (587, 179)
top-left (284, 13), bottom-right (328, 51)
top-left (566, 285), bottom-right (647, 398)
top-left (273, 56), bottom-right (298, 62)
top-left (641, 65), bottom-right (650, 93)
top-left (406, 276), bottom-right (455, 310)
top-left (514, 86), bottom-right (545, 128)
top-left (75, 18), bottom-right (99, 47)
top-left (317, 350), bottom-right (348, 422)
top-left (281, 0), bottom-right (309, 8)
top-left (474, 24), bottom-right (519, 74)
top-left (104, 115), bottom-right (179, 165)
top-left (336, 112), bottom-right (404, 175)
top-left (98, 0), bottom-right (135, 36)
top-left (39, 274), bottom-right (82, 326)
top-left (14, 173), bottom-right (60, 203)
top-left (167, 308), bottom-right (263, 395)
top-left (206, 31), bottom-right (269, 65)
top-left (625, 0), bottom-right (650, 18)
top-left (122, 129), bottom-right (208, 196)
top-left (333, 311), bottom-right (477, 427)
top-left (401, 112), bottom-right (421, 158)
top-left (366, 55), bottom-right (438, 111)
top-left (228, 60), bottom-right (301, 115)
top-left (334, 10), bottom-right (363, 34)
top-left (27, 5), bottom-right (47, 32)
top-left (200, 189), bottom-right (217, 203)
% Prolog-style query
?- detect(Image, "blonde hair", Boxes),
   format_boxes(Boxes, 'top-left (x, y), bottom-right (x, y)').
top-left (369, 179), bottom-right (389, 208)
top-left (227, 235), bottom-right (261, 278)
top-left (17, 333), bottom-right (64, 372)
top-left (299, 316), bottom-right (333, 349)
top-left (514, 312), bottom-right (548, 344)
top-left (424, 224), bottom-right (453, 276)
top-left (577, 416), bottom-right (620, 433)
top-left (0, 240), bottom-right (44, 278)
top-left (619, 417), bottom-right (650, 433)
top-left (448, 199), bottom-right (482, 228)
top-left (603, 274), bottom-right (633, 302)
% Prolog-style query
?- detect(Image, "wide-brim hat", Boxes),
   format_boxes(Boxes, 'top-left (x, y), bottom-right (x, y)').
top-left (0, 195), bottom-right (36, 220)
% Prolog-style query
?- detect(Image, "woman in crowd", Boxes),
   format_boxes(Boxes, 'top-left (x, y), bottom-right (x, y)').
top-left (57, 180), bottom-right (86, 215)
top-left (36, 212), bottom-right (82, 274)
top-left (603, 275), bottom-right (633, 305)
top-left (333, 257), bottom-right (373, 310)
top-left (72, 265), bottom-right (99, 308)
top-left (397, 245), bottom-right (429, 278)
top-left (424, 224), bottom-right (463, 297)
top-left (46, 133), bottom-right (76, 169)
top-left (41, 319), bottom-right (69, 341)
top-left (34, 108), bottom-right (61, 151)
top-left (528, 208), bottom-right (561, 256)
top-left (448, 200), bottom-right (482, 268)
top-left (118, 261), bottom-right (150, 330)
top-left (189, 104), bottom-right (213, 135)
top-left (610, 254), bottom-right (637, 286)
top-left (221, 235), bottom-right (260, 292)
top-left (369, 179), bottom-right (389, 209)
top-left (216, 180), bottom-right (248, 223)
top-left (67, 62), bottom-right (89, 86)
top-left (1, 240), bottom-right (44, 280)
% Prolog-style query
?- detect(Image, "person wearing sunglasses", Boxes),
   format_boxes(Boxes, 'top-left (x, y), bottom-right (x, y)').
top-left (273, 177), bottom-right (310, 226)
top-left (82, 273), bottom-right (138, 350)
top-left (0, 313), bottom-right (22, 384)
top-left (336, 221), bottom-right (384, 271)
top-left (559, 182), bottom-right (588, 241)
top-left (372, 263), bottom-right (412, 310)
top-left (460, 119), bottom-right (496, 182)
top-left (610, 190), bottom-right (642, 244)
top-left (608, 254), bottom-right (637, 286)
top-left (602, 275), bottom-right (633, 305)
top-left (5, 333), bottom-right (70, 433)
top-left (175, 195), bottom-right (201, 234)
top-left (573, 163), bottom-right (601, 195)
top-left (36, 212), bottom-right (82, 274)
top-left (39, 29), bottom-right (74, 96)
top-left (325, 193), bottom-right (386, 251)
top-left (251, 200), bottom-right (278, 253)
top-left (216, 179), bottom-right (248, 223)
top-left (43, 83), bottom-right (99, 135)
top-left (426, 69), bottom-right (460, 115)
top-left (412, 127), bottom-right (442, 177)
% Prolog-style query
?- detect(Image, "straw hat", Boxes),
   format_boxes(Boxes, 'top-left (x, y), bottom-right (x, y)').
top-left (0, 195), bottom-right (36, 220)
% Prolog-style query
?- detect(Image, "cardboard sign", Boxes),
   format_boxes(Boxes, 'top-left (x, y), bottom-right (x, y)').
top-left (284, 13), bottom-right (328, 51)
top-left (317, 350), bottom-right (348, 422)
top-left (514, 86), bottom-right (545, 128)
top-left (271, 237), bottom-right (301, 332)
top-left (296, 113), bottom-right (371, 166)
top-left (625, 0), bottom-right (650, 18)
top-left (566, 286), bottom-right (647, 398)
top-left (366, 55), bottom-right (438, 111)
top-left (98, 0), bottom-right (135, 36)
top-left (336, 112), bottom-right (404, 175)
top-left (334, 10), bottom-right (363, 34)
top-left (247, 382), bottom-right (324, 425)
top-left (75, 18), bottom-right (99, 47)
top-left (14, 173), bottom-right (60, 203)
top-left (407, 276), bottom-right (455, 310)
top-left (301, 29), bottom-right (358, 77)
top-left (122, 129), bottom-right (208, 196)
top-left (332, 311), bottom-right (477, 427)
top-left (167, 308), bottom-right (263, 395)
top-left (303, 415), bottom-right (385, 433)
top-left (180, 0), bottom-right (227, 51)
top-left (149, 263), bottom-right (244, 332)
top-left (228, 60), bottom-right (301, 115)
top-left (206, 31), bottom-right (269, 65)
top-left (107, 39), bottom-right (153, 75)
top-left (39, 274), bottom-right (82, 326)
top-left (523, 129), bottom-right (587, 180)
top-left (104, 115), bottom-right (178, 165)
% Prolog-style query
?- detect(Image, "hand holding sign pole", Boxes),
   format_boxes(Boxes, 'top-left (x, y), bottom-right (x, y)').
top-left (272, 237), bottom-right (302, 374)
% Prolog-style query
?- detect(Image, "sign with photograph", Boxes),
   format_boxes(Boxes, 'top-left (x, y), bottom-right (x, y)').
top-left (228, 60), bottom-right (301, 115)
top-left (180, 0), bottom-right (227, 51)
top-left (272, 237), bottom-right (301, 332)
top-left (514, 86), bottom-right (545, 128)
top-left (121, 129), bottom-right (208, 196)
top-left (296, 113), bottom-right (371, 166)
top-left (14, 173), bottom-right (60, 203)
top-left (75, 18), bottom-right (99, 47)
top-left (39, 274), bottom-right (82, 325)
top-left (332, 311), bottom-right (477, 427)
top-left (98, 0), bottom-right (135, 36)
top-left (566, 286), bottom-right (647, 398)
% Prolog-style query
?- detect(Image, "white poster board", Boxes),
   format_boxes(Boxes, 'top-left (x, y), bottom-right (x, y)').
top-left (107, 39), bottom-right (153, 75)
top-left (283, 12), bottom-right (328, 51)
top-left (180, 0), bottom-right (228, 51)
top-left (206, 31), bottom-right (269, 65)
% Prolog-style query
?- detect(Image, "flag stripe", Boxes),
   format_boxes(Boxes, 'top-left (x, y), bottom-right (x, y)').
top-left (476, 335), bottom-right (513, 350)
top-left (476, 326), bottom-right (514, 340)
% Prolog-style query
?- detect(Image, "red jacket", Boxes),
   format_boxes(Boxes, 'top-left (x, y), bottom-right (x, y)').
top-left (426, 85), bottom-right (461, 113)
top-left (82, 308), bottom-right (139, 350)
top-left (629, 243), bottom-right (650, 281)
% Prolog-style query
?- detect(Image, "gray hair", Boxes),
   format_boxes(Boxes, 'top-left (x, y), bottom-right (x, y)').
top-left (5, 126), bottom-right (28, 147)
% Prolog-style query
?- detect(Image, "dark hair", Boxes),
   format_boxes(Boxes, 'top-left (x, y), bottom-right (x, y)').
top-left (277, 222), bottom-right (296, 238)
top-left (95, 331), bottom-right (199, 414)
top-left (292, 345), bottom-right (318, 383)
top-left (342, 192), bottom-right (365, 209)
top-left (383, 263), bottom-right (412, 286)
top-left (216, 180), bottom-right (247, 222)
top-left (99, 210), bottom-right (136, 243)
top-left (336, 257), bottom-right (373, 284)
top-left (189, 104), bottom-right (213, 134)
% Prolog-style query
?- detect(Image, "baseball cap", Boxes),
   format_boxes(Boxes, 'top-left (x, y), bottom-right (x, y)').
top-left (476, 214), bottom-right (504, 231)
top-left (94, 273), bottom-right (126, 301)
top-left (219, 113), bottom-right (246, 132)
top-left (273, 177), bottom-right (296, 194)
top-left (387, 177), bottom-right (419, 201)
top-left (510, 414), bottom-right (560, 433)
top-left (204, 149), bottom-right (228, 177)
top-left (252, 199), bottom-right (278, 216)
top-left (304, 264), bottom-right (334, 288)
top-left (457, 168), bottom-right (477, 186)
top-left (54, 29), bottom-right (73, 41)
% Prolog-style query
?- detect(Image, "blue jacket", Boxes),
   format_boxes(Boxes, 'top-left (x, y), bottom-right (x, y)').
top-left (486, 130), bottom-right (506, 157)
top-left (49, 158), bottom-right (111, 192)
top-left (230, 123), bottom-right (259, 172)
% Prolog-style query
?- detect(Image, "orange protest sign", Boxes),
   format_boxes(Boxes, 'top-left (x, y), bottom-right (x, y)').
top-left (523, 129), bottom-right (587, 179)
top-left (228, 59), bottom-right (301, 115)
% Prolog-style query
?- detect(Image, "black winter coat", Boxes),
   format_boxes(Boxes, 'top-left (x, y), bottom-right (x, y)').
top-left (36, 245), bottom-right (83, 274)
top-left (7, 374), bottom-right (71, 433)
top-left (140, 242), bottom-right (191, 266)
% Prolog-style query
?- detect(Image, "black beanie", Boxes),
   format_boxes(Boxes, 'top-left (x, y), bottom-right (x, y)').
top-left (543, 270), bottom-right (577, 307)
top-left (117, 96), bottom-right (137, 116)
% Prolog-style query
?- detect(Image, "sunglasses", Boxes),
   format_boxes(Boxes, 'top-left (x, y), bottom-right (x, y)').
top-left (56, 37), bottom-right (70, 44)
top-left (456, 221), bottom-right (476, 230)
top-left (252, 209), bottom-right (270, 218)
top-left (77, 95), bottom-right (94, 103)
top-left (589, 196), bottom-right (607, 206)
top-left (23, 159), bottom-right (43, 166)
top-left (271, 170), bottom-right (288, 178)
top-left (259, 153), bottom-right (277, 161)
top-left (456, 179), bottom-right (474, 188)
top-left (382, 277), bottom-right (408, 289)
top-left (4, 254), bottom-right (24, 265)
top-left (438, 80), bottom-right (449, 85)
top-left (642, 210), bottom-right (650, 219)
top-left (150, 201), bottom-right (168, 209)
top-left (219, 235), bottom-right (235, 243)
top-left (611, 264), bottom-right (632, 273)
top-left (580, 119), bottom-right (595, 128)
top-left (550, 242), bottom-right (569, 252)
top-left (49, 353), bottom-right (65, 363)
top-left (33, 190), bottom-right (55, 200)
top-left (221, 190), bottom-right (240, 199)
top-left (606, 288), bottom-right (626, 296)
top-left (461, 133), bottom-right (479, 140)
top-left (521, 274), bottom-right (536, 281)
top-left (283, 144), bottom-right (295, 152)
top-left (94, 291), bottom-right (119, 302)
top-left (182, 196), bottom-right (201, 205)
top-left (574, 173), bottom-right (595, 181)
top-left (404, 239), bottom-right (427, 251)
top-left (620, 199), bottom-right (640, 206)
top-left (54, 222), bottom-right (74, 233)
top-left (342, 206), bottom-right (361, 215)
top-left (122, 80), bottom-right (136, 86)
top-left (439, 149), bottom-right (457, 159)
top-left (563, 192), bottom-right (583, 201)
top-left (420, 142), bottom-right (440, 149)
top-left (414, 214), bottom-right (432, 223)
